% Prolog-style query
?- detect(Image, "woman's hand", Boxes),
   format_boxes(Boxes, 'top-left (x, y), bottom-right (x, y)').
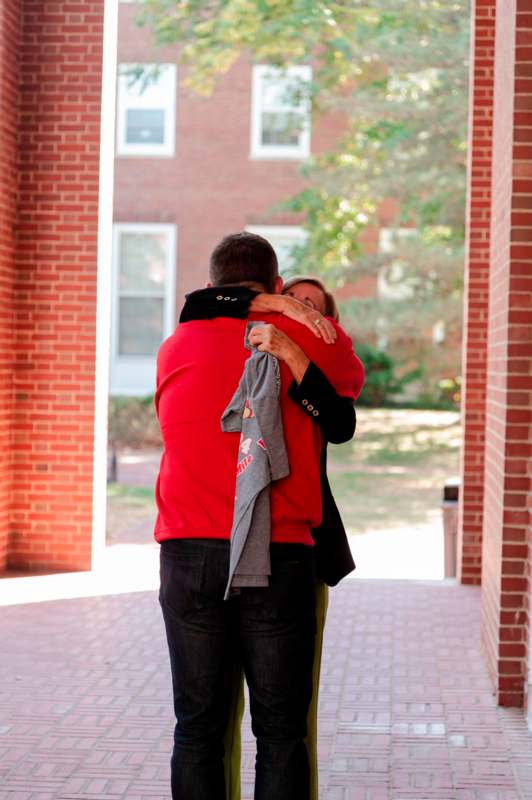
top-left (279, 295), bottom-right (337, 343)
top-left (248, 324), bottom-right (310, 384)
top-left (250, 293), bottom-right (337, 344)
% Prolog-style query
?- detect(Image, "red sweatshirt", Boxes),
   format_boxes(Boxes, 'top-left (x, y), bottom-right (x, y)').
top-left (154, 312), bottom-right (364, 546)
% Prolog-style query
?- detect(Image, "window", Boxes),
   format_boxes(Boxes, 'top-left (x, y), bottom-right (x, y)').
top-left (250, 65), bottom-right (312, 159)
top-left (116, 64), bottom-right (176, 157)
top-left (110, 224), bottom-right (176, 395)
top-left (432, 319), bottom-right (446, 344)
top-left (246, 225), bottom-right (307, 275)
top-left (377, 227), bottom-right (418, 301)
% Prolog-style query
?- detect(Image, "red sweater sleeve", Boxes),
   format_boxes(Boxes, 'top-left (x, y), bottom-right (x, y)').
top-left (273, 316), bottom-right (365, 401)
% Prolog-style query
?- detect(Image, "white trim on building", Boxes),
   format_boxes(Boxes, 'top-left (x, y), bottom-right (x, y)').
top-left (250, 65), bottom-right (312, 160)
top-left (432, 319), bottom-right (446, 344)
top-left (246, 225), bottom-right (308, 274)
top-left (116, 63), bottom-right (176, 157)
top-left (377, 227), bottom-right (417, 301)
top-left (110, 223), bottom-right (177, 396)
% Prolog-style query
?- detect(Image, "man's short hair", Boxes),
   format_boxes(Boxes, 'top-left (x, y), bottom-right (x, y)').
top-left (209, 232), bottom-right (279, 292)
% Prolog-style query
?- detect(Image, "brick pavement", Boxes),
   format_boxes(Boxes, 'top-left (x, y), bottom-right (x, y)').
top-left (1, 577), bottom-right (531, 800)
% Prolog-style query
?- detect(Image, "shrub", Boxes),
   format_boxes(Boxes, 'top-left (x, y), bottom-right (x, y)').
top-left (108, 395), bottom-right (161, 449)
top-left (355, 343), bottom-right (422, 407)
top-left (436, 376), bottom-right (461, 408)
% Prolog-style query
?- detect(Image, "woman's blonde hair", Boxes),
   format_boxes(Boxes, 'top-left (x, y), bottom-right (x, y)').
top-left (282, 275), bottom-right (340, 322)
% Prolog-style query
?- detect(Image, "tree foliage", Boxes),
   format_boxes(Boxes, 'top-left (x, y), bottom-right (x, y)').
top-left (138, 0), bottom-right (470, 393)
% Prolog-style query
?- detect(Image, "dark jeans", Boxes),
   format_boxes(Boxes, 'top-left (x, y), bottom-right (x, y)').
top-left (159, 538), bottom-right (316, 800)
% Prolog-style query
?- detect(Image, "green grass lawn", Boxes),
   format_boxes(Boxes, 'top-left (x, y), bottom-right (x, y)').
top-left (106, 483), bottom-right (156, 543)
top-left (106, 408), bottom-right (462, 542)
top-left (107, 484), bottom-right (154, 502)
top-left (327, 408), bottom-right (461, 532)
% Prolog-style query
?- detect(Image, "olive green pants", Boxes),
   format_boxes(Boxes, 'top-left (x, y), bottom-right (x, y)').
top-left (223, 581), bottom-right (329, 800)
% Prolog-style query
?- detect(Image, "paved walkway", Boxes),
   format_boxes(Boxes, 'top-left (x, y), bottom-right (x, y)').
top-left (1, 566), bottom-right (532, 799)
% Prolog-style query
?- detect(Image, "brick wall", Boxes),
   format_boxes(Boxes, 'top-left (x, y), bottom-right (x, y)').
top-left (513, 0), bottom-right (532, 711)
top-left (0, 1), bottom-right (21, 571)
top-left (6, 1), bottom-right (105, 572)
top-left (527, 454), bottom-right (532, 714)
top-left (480, 0), bottom-right (532, 707)
top-left (458, 0), bottom-right (496, 586)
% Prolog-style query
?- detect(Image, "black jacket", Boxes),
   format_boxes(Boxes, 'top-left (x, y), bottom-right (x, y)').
top-left (287, 362), bottom-right (356, 585)
top-left (179, 286), bottom-right (356, 585)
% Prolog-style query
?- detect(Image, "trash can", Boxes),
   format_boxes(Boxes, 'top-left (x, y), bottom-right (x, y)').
top-left (442, 477), bottom-right (460, 578)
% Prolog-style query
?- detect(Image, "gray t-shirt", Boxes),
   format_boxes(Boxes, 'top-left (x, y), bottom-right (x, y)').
top-left (221, 322), bottom-right (290, 599)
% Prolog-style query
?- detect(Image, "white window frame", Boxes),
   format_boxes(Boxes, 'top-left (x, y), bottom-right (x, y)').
top-left (246, 225), bottom-right (308, 275)
top-left (110, 223), bottom-right (177, 396)
top-left (116, 63), bottom-right (176, 157)
top-left (377, 227), bottom-right (418, 301)
top-left (432, 319), bottom-right (446, 344)
top-left (250, 65), bottom-right (312, 160)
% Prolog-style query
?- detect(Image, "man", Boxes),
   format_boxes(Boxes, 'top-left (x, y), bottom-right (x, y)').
top-left (155, 232), bottom-right (360, 800)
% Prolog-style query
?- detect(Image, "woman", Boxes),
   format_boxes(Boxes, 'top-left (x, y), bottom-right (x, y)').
top-left (283, 275), bottom-right (340, 322)
top-left (180, 276), bottom-right (363, 800)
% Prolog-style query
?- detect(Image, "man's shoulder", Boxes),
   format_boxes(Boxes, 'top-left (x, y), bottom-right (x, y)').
top-left (162, 317), bottom-right (245, 344)
top-left (157, 317), bottom-right (249, 366)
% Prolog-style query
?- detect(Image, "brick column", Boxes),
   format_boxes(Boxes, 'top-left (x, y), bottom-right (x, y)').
top-left (0, 1), bottom-right (21, 571)
top-left (528, 457), bottom-right (532, 717)
top-left (480, 0), bottom-right (532, 707)
top-left (458, 0), bottom-right (496, 586)
top-left (7, 1), bottom-right (105, 572)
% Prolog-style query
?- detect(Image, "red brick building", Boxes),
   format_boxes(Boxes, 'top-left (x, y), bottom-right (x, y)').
top-left (0, 0), bottom-right (107, 575)
top-left (458, 0), bottom-right (532, 712)
top-left (0, 0), bottom-right (530, 715)
top-left (112, 3), bottom-right (350, 395)
top-left (112, 6), bottom-right (459, 397)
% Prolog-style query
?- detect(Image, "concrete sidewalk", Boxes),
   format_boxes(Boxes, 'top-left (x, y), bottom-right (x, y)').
top-left (1, 567), bottom-right (532, 799)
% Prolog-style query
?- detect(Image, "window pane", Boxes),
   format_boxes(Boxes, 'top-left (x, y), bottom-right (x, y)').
top-left (271, 239), bottom-right (300, 273)
top-left (118, 297), bottom-right (164, 356)
top-left (261, 112), bottom-right (302, 146)
top-left (261, 74), bottom-right (305, 110)
top-left (119, 232), bottom-right (167, 292)
top-left (126, 108), bottom-right (165, 144)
